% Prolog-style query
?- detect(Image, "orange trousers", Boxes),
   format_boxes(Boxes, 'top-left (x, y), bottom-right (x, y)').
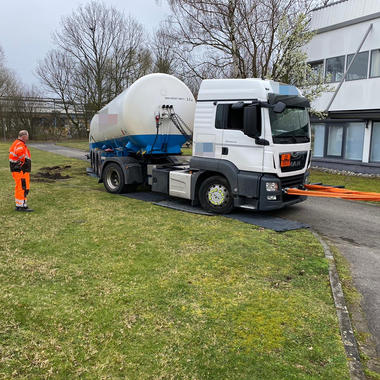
top-left (12, 172), bottom-right (30, 207)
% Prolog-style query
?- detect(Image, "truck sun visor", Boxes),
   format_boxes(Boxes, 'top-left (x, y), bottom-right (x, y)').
top-left (268, 93), bottom-right (310, 108)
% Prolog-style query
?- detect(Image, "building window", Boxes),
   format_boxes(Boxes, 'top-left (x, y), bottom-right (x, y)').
top-left (346, 51), bottom-right (369, 80)
top-left (370, 122), bottom-right (380, 162)
top-left (312, 124), bottom-right (325, 157)
top-left (327, 126), bottom-right (344, 156)
top-left (312, 122), bottom-right (366, 161)
top-left (344, 123), bottom-right (365, 160)
top-left (325, 56), bottom-right (345, 83)
top-left (370, 49), bottom-right (380, 78)
top-left (309, 61), bottom-right (324, 83)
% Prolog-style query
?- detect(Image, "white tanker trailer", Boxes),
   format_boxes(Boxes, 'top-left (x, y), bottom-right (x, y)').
top-left (90, 73), bottom-right (312, 213)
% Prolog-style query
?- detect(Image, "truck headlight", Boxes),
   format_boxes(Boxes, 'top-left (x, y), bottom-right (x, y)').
top-left (266, 182), bottom-right (279, 192)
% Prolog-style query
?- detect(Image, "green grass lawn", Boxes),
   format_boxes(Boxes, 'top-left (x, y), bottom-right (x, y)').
top-left (0, 143), bottom-right (350, 379)
top-left (309, 169), bottom-right (380, 193)
top-left (182, 147), bottom-right (192, 156)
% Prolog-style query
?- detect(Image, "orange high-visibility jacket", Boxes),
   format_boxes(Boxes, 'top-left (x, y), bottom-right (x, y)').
top-left (9, 139), bottom-right (31, 172)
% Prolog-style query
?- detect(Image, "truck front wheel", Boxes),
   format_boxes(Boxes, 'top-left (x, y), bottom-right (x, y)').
top-left (103, 163), bottom-right (127, 194)
top-left (199, 176), bottom-right (234, 214)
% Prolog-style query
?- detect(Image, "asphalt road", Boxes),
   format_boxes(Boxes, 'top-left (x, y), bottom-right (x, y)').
top-left (271, 197), bottom-right (380, 356)
top-left (29, 143), bottom-right (380, 357)
top-left (29, 143), bottom-right (88, 161)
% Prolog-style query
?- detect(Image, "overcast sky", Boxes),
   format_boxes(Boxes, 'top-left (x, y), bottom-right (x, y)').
top-left (0, 0), bottom-right (170, 89)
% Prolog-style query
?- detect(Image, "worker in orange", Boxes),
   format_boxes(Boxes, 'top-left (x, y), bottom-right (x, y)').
top-left (9, 130), bottom-right (34, 212)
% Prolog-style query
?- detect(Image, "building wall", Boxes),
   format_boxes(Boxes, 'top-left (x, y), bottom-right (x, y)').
top-left (310, 0), bottom-right (380, 31)
top-left (307, 17), bottom-right (380, 111)
top-left (306, 0), bottom-right (380, 173)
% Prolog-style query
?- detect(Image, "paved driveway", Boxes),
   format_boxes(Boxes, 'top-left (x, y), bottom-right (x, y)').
top-left (272, 198), bottom-right (380, 356)
top-left (29, 143), bottom-right (88, 161)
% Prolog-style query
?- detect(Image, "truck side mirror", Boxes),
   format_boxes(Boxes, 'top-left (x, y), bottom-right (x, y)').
top-left (243, 105), bottom-right (261, 138)
top-left (273, 101), bottom-right (286, 113)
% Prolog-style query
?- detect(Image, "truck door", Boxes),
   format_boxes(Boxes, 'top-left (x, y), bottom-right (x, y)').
top-left (193, 101), bottom-right (223, 159)
top-left (218, 103), bottom-right (264, 172)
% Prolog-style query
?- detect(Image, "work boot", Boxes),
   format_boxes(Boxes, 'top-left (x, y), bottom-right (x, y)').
top-left (15, 206), bottom-right (34, 212)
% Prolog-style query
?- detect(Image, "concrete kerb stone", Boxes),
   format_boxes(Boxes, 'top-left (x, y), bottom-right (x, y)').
top-left (313, 231), bottom-right (365, 380)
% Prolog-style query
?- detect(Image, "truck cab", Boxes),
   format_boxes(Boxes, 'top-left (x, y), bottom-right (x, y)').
top-left (187, 79), bottom-right (311, 212)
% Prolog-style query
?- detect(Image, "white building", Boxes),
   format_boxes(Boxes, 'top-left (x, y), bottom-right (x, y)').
top-left (306, 0), bottom-right (380, 173)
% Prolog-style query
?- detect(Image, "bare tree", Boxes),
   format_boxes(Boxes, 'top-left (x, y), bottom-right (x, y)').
top-left (0, 46), bottom-right (23, 139)
top-left (13, 87), bottom-right (49, 138)
top-left (37, 1), bottom-right (151, 135)
top-left (0, 47), bottom-right (18, 97)
top-left (0, 45), bottom-right (66, 140)
top-left (164, 0), bottom-right (328, 102)
top-left (37, 49), bottom-right (95, 136)
top-left (151, 23), bottom-right (177, 74)
top-left (166, 0), bottom-right (315, 77)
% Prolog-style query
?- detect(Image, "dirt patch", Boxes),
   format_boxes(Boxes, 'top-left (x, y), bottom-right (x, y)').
top-left (32, 165), bottom-right (72, 182)
top-left (39, 165), bottom-right (72, 171)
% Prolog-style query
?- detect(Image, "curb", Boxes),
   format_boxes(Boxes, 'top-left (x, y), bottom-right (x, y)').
top-left (313, 232), bottom-right (365, 380)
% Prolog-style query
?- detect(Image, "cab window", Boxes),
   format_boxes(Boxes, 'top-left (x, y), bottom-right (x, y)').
top-left (215, 104), bottom-right (244, 130)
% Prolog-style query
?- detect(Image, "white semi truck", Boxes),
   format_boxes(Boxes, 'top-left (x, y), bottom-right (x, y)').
top-left (89, 73), bottom-right (311, 213)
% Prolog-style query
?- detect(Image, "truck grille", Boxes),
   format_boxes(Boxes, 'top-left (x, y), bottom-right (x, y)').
top-left (280, 174), bottom-right (305, 189)
top-left (279, 151), bottom-right (307, 173)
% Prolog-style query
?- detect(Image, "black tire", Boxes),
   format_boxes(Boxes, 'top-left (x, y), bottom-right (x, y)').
top-left (199, 176), bottom-right (234, 214)
top-left (103, 163), bottom-right (126, 194)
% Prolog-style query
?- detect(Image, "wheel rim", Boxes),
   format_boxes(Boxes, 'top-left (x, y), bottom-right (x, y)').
top-left (105, 168), bottom-right (120, 191)
top-left (207, 184), bottom-right (230, 207)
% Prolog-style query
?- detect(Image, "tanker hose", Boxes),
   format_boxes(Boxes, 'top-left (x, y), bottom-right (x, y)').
top-left (149, 115), bottom-right (161, 155)
top-left (169, 108), bottom-right (193, 141)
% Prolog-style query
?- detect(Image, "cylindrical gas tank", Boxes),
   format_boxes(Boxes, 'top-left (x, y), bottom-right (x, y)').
top-left (89, 73), bottom-right (195, 154)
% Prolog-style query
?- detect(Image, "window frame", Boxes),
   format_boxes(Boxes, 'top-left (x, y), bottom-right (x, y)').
top-left (309, 60), bottom-right (325, 78)
top-left (326, 125), bottom-right (345, 158)
top-left (343, 122), bottom-right (366, 160)
top-left (310, 49), bottom-right (380, 84)
top-left (345, 51), bottom-right (369, 81)
top-left (369, 49), bottom-right (380, 79)
top-left (215, 103), bottom-right (245, 131)
top-left (311, 124), bottom-right (326, 158)
top-left (312, 122), bottom-right (366, 162)
top-left (325, 55), bottom-right (346, 83)
top-left (369, 122), bottom-right (380, 163)
top-left (215, 104), bottom-right (228, 130)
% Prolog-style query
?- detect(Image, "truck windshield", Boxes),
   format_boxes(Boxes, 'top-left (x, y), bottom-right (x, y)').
top-left (269, 107), bottom-right (310, 144)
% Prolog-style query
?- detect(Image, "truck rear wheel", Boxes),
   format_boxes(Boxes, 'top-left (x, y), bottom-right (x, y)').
top-left (103, 163), bottom-right (127, 194)
top-left (199, 176), bottom-right (234, 214)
